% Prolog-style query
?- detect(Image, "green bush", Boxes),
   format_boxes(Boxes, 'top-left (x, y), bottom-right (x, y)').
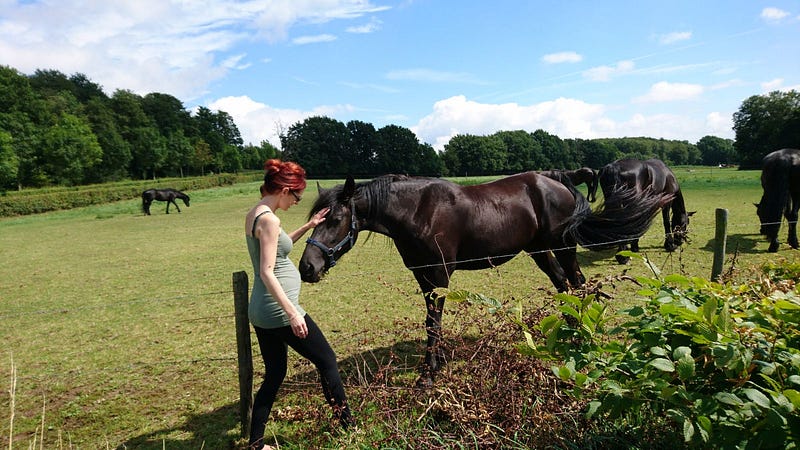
top-left (520, 257), bottom-right (800, 449)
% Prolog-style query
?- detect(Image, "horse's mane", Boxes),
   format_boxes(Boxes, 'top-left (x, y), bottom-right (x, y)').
top-left (309, 174), bottom-right (411, 221)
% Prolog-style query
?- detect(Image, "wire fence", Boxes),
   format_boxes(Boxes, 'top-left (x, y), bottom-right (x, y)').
top-left (1, 216), bottom-right (796, 388)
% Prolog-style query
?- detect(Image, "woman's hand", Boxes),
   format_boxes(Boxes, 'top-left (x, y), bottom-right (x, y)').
top-left (308, 207), bottom-right (330, 228)
top-left (289, 314), bottom-right (308, 338)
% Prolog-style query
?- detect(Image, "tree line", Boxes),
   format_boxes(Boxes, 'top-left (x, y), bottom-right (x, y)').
top-left (0, 66), bottom-right (275, 190)
top-left (1, 64), bottom-right (798, 191)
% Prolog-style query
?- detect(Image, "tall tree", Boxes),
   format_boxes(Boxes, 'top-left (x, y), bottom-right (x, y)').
top-left (83, 97), bottom-right (131, 182)
top-left (570, 138), bottom-right (619, 168)
top-left (0, 130), bottom-right (18, 191)
top-left (375, 124), bottom-right (428, 175)
top-left (493, 130), bottom-right (544, 172)
top-left (281, 116), bottom-right (350, 177)
top-left (442, 134), bottom-right (506, 176)
top-left (346, 120), bottom-right (378, 175)
top-left (142, 92), bottom-right (191, 137)
top-left (696, 135), bottom-right (736, 166)
top-left (39, 113), bottom-right (102, 185)
top-left (111, 90), bottom-right (165, 179)
top-left (733, 90), bottom-right (800, 168)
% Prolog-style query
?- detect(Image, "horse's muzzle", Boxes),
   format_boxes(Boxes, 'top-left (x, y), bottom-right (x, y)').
top-left (299, 261), bottom-right (323, 283)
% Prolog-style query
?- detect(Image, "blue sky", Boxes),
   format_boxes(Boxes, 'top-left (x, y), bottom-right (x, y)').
top-left (2, 1), bottom-right (799, 151)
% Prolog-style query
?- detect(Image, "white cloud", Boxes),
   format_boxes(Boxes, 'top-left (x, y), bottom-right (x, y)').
top-left (409, 95), bottom-right (734, 152)
top-left (583, 60), bottom-right (635, 82)
top-left (705, 112), bottom-right (733, 136)
top-left (761, 7), bottom-right (790, 21)
top-left (659, 31), bottom-right (692, 45)
top-left (252, 1), bottom-right (391, 42)
top-left (346, 17), bottom-right (382, 33)
top-left (411, 95), bottom-right (609, 151)
top-left (292, 34), bottom-right (337, 45)
top-left (0, 0), bottom-right (387, 98)
top-left (542, 51), bottom-right (583, 64)
top-left (633, 81), bottom-right (704, 103)
top-left (760, 78), bottom-right (800, 93)
top-left (710, 79), bottom-right (745, 90)
top-left (222, 54), bottom-right (251, 70)
top-left (207, 95), bottom-right (355, 147)
top-left (761, 78), bottom-right (785, 91)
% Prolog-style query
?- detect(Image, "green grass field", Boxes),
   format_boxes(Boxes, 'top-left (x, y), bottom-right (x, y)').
top-left (1, 168), bottom-right (798, 449)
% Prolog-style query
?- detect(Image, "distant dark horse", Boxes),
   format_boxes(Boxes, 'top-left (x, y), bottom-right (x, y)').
top-left (298, 173), bottom-right (671, 386)
top-left (539, 167), bottom-right (599, 202)
top-left (756, 148), bottom-right (800, 252)
top-left (597, 158), bottom-right (693, 263)
top-left (142, 188), bottom-right (190, 215)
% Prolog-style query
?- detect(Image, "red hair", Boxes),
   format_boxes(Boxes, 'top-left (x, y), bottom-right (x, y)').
top-left (262, 159), bottom-right (307, 195)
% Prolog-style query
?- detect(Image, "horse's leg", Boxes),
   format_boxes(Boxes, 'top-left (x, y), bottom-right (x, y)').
top-left (414, 269), bottom-right (449, 388)
top-left (553, 246), bottom-right (585, 288)
top-left (530, 251), bottom-right (569, 292)
top-left (615, 242), bottom-right (631, 264)
top-left (143, 200), bottom-right (151, 215)
top-left (787, 195), bottom-right (799, 249)
top-left (173, 199), bottom-right (182, 213)
top-left (662, 204), bottom-right (676, 251)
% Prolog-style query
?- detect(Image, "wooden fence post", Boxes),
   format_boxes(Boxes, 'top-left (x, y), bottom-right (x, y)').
top-left (232, 271), bottom-right (253, 440)
top-left (711, 208), bottom-right (728, 281)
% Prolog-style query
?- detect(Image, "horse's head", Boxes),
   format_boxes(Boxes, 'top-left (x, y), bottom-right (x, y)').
top-left (182, 195), bottom-right (190, 207)
top-left (755, 200), bottom-right (779, 238)
top-left (666, 210), bottom-right (695, 251)
top-left (299, 176), bottom-right (360, 283)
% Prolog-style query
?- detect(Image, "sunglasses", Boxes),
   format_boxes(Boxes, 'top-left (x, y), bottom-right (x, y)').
top-left (290, 190), bottom-right (302, 203)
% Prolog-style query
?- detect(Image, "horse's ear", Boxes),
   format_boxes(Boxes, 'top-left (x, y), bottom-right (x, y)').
top-left (342, 175), bottom-right (356, 201)
top-left (688, 211), bottom-right (697, 217)
top-left (753, 203), bottom-right (760, 208)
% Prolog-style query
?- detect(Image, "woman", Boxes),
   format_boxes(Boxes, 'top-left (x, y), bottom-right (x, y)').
top-left (245, 159), bottom-right (352, 449)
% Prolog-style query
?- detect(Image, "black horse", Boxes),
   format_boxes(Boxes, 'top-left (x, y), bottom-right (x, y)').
top-left (298, 172), bottom-right (671, 385)
top-left (142, 188), bottom-right (190, 215)
top-left (597, 158), bottom-right (693, 263)
top-left (539, 167), bottom-right (599, 202)
top-left (756, 148), bottom-right (800, 252)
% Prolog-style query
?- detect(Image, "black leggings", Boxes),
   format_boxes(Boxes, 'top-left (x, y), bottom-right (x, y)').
top-left (249, 314), bottom-right (350, 448)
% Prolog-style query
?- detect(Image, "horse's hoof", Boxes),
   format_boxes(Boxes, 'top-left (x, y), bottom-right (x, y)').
top-left (615, 255), bottom-right (631, 264)
top-left (415, 376), bottom-right (434, 389)
top-left (768, 243), bottom-right (780, 252)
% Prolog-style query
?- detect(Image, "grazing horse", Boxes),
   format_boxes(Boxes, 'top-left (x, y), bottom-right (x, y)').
top-left (597, 158), bottom-right (693, 264)
top-left (141, 188), bottom-right (190, 215)
top-left (539, 167), bottom-right (599, 202)
top-left (298, 173), bottom-right (671, 386)
top-left (756, 148), bottom-right (800, 252)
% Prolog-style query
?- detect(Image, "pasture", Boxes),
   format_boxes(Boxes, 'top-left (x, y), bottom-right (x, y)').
top-left (1, 167), bottom-right (798, 448)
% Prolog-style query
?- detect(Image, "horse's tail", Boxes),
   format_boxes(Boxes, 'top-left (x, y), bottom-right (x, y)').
top-left (141, 190), bottom-right (152, 214)
top-left (565, 185), bottom-right (673, 251)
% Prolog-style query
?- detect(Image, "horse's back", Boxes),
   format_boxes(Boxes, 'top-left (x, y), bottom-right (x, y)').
top-left (763, 148), bottom-right (800, 169)
top-left (408, 172), bottom-right (574, 255)
top-left (762, 148), bottom-right (800, 193)
top-left (600, 158), bottom-right (677, 195)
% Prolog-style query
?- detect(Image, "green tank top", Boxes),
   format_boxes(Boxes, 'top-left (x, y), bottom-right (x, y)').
top-left (246, 210), bottom-right (305, 329)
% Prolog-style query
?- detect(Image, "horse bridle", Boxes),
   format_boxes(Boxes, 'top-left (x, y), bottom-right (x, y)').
top-left (305, 200), bottom-right (358, 269)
